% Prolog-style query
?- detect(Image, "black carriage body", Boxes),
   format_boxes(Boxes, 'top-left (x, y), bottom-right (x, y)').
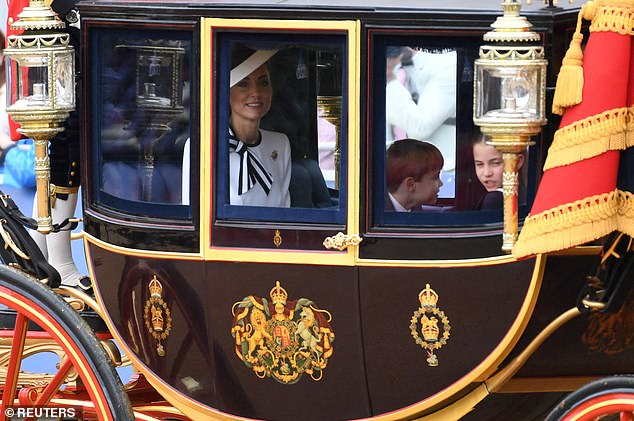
top-left (76, 1), bottom-right (634, 420)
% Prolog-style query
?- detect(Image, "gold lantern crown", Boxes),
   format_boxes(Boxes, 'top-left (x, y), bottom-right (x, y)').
top-left (8, 0), bottom-right (65, 32)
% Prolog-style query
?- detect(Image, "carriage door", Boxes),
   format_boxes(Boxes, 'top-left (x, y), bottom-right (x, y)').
top-left (198, 19), bottom-right (372, 419)
top-left (202, 19), bottom-right (360, 265)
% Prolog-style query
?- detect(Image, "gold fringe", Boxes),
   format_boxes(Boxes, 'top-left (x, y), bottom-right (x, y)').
top-left (618, 190), bottom-right (634, 237)
top-left (543, 107), bottom-right (628, 170)
top-left (598, 0), bottom-right (634, 7)
top-left (589, 4), bottom-right (634, 35)
top-left (628, 113), bottom-right (634, 148)
top-left (513, 190), bottom-right (619, 258)
top-left (514, 189), bottom-right (634, 257)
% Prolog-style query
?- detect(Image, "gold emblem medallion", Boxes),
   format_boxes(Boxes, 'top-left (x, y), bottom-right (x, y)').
top-left (231, 281), bottom-right (335, 384)
top-left (273, 229), bottom-right (282, 247)
top-left (143, 275), bottom-right (172, 357)
top-left (410, 284), bottom-right (451, 367)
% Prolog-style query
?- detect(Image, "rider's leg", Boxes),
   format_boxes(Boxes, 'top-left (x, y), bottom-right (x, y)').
top-left (30, 192), bottom-right (83, 287)
top-left (47, 192), bottom-right (82, 287)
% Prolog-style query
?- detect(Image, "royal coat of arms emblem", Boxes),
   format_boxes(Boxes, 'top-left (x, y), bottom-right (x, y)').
top-left (410, 284), bottom-right (451, 367)
top-left (231, 281), bottom-right (335, 384)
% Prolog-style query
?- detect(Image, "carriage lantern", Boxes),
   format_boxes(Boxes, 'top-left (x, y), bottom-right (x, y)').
top-left (473, 0), bottom-right (547, 252)
top-left (116, 42), bottom-right (185, 201)
top-left (4, 0), bottom-right (75, 234)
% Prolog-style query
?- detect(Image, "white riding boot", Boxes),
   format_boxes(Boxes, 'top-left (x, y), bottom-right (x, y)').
top-left (30, 192), bottom-right (84, 287)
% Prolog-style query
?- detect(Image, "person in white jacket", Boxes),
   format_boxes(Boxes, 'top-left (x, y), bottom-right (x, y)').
top-left (228, 45), bottom-right (291, 208)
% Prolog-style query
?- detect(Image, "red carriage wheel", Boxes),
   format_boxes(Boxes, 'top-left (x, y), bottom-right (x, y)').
top-left (560, 393), bottom-right (634, 421)
top-left (0, 265), bottom-right (133, 420)
top-left (545, 376), bottom-right (634, 421)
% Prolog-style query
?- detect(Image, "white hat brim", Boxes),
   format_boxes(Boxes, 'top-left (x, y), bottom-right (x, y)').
top-left (230, 49), bottom-right (278, 88)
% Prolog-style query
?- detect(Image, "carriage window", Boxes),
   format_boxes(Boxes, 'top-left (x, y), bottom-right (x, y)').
top-left (214, 31), bottom-right (347, 224)
top-left (90, 28), bottom-right (193, 218)
top-left (372, 34), bottom-right (535, 227)
top-left (385, 47), bottom-right (458, 201)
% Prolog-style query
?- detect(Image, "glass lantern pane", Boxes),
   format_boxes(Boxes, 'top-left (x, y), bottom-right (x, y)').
top-left (534, 66), bottom-right (544, 119)
top-left (54, 52), bottom-right (75, 109)
top-left (480, 65), bottom-right (540, 121)
top-left (474, 63), bottom-right (486, 120)
top-left (11, 59), bottom-right (50, 109)
top-left (6, 56), bottom-right (15, 110)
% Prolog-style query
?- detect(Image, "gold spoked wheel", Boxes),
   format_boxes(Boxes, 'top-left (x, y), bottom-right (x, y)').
top-left (0, 265), bottom-right (133, 420)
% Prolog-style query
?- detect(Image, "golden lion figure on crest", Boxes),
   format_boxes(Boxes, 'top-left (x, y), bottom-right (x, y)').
top-left (231, 281), bottom-right (335, 384)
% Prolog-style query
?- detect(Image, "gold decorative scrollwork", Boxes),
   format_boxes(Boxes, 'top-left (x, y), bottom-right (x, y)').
top-left (143, 275), bottom-right (172, 357)
top-left (322, 232), bottom-right (362, 250)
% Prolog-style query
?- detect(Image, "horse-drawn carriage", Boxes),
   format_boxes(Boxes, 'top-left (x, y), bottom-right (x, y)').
top-left (0, 0), bottom-right (632, 419)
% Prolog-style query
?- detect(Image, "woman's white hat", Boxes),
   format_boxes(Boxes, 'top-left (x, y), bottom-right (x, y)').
top-left (230, 49), bottom-right (277, 88)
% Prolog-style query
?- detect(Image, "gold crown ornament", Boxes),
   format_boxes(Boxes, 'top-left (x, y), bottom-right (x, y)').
top-left (149, 275), bottom-right (163, 298)
top-left (270, 281), bottom-right (288, 305)
top-left (418, 284), bottom-right (439, 309)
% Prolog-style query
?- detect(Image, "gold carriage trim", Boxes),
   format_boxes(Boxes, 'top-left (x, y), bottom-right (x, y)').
top-left (552, 0), bottom-right (634, 115)
top-left (512, 190), bottom-right (634, 258)
top-left (543, 107), bottom-right (630, 171)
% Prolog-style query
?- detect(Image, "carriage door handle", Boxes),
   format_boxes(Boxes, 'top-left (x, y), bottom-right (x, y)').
top-left (323, 232), bottom-right (362, 250)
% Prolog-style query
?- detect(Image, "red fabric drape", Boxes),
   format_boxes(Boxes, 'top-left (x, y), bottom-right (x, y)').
top-left (513, 0), bottom-right (634, 257)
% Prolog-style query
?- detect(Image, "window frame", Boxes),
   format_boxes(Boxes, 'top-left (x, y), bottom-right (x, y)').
top-left (87, 23), bottom-right (195, 221)
top-left (213, 31), bottom-right (350, 224)
top-left (366, 29), bottom-right (538, 232)
top-left (202, 18), bottom-right (360, 262)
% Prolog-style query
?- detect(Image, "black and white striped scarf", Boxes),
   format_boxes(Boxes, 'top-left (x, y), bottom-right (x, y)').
top-left (229, 129), bottom-right (273, 195)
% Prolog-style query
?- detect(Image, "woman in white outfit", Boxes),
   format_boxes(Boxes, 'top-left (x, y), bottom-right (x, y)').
top-left (228, 46), bottom-right (291, 207)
